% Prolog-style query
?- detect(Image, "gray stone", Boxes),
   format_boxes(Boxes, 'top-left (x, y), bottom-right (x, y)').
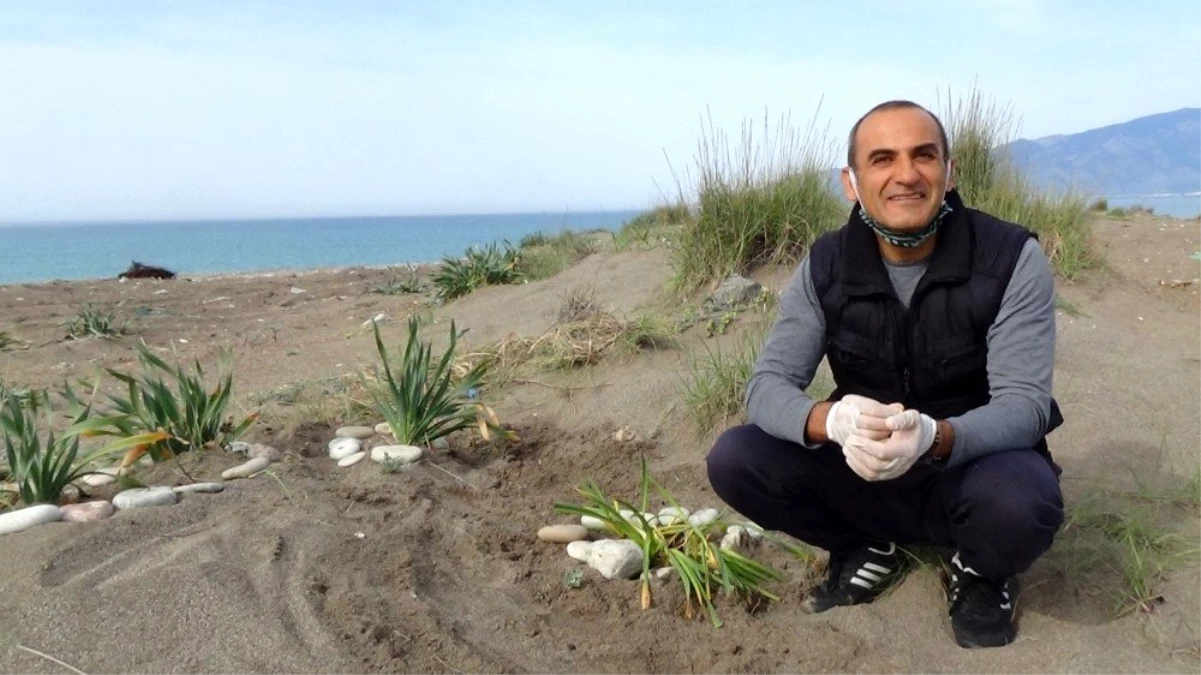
top-left (586, 539), bottom-right (644, 580)
top-left (337, 451), bottom-right (367, 467)
top-left (113, 487), bottom-right (179, 509)
top-left (173, 482), bottom-right (225, 494)
top-left (537, 524), bottom-right (589, 543)
top-left (0, 504), bottom-right (62, 534)
top-left (707, 274), bottom-right (763, 310)
top-left (720, 525), bottom-right (746, 551)
top-left (328, 437), bottom-right (362, 460)
top-left (335, 426), bottom-right (375, 439)
top-left (657, 506), bottom-right (690, 526)
top-left (370, 445), bottom-right (423, 465)
top-left (687, 508), bottom-right (720, 527)
top-left (226, 441), bottom-right (252, 454)
top-left (61, 501), bottom-right (115, 522)
top-left (373, 422), bottom-right (392, 436)
top-left (221, 456), bottom-right (270, 480)
top-left (566, 540), bottom-right (593, 562)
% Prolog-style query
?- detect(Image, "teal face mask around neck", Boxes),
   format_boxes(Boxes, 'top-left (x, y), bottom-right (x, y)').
top-left (848, 166), bottom-right (953, 248)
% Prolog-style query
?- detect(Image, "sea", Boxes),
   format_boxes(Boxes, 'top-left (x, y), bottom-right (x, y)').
top-left (0, 210), bottom-right (642, 286)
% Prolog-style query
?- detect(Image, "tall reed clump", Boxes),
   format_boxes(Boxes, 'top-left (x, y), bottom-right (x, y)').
top-left (942, 88), bottom-right (1097, 279)
top-left (671, 110), bottom-right (846, 292)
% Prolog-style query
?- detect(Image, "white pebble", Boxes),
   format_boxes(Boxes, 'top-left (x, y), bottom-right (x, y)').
top-left (113, 486), bottom-right (179, 509)
top-left (721, 525), bottom-right (746, 551)
top-left (221, 456), bottom-right (270, 480)
top-left (687, 508), bottom-right (720, 527)
top-left (173, 482), bottom-right (225, 494)
top-left (373, 422), bottom-right (392, 436)
top-left (337, 451), bottom-right (366, 467)
top-left (566, 540), bottom-right (593, 561)
top-left (586, 539), bottom-right (644, 580)
top-left (81, 472), bottom-right (117, 487)
top-left (0, 504), bottom-right (62, 535)
top-left (580, 515), bottom-right (607, 531)
top-left (226, 441), bottom-right (252, 454)
top-left (657, 506), bottom-right (690, 526)
top-left (744, 522), bottom-right (765, 539)
top-left (335, 426), bottom-right (375, 439)
top-left (538, 524), bottom-right (590, 543)
top-left (370, 445), bottom-right (423, 465)
top-left (328, 437), bottom-right (362, 460)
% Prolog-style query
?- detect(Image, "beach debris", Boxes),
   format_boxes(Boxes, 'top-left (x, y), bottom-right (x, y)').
top-left (370, 444), bottom-right (423, 465)
top-left (566, 540), bottom-right (593, 561)
top-left (1159, 278), bottom-right (1199, 288)
top-left (113, 486), bottom-right (179, 509)
top-left (328, 437), bottom-right (362, 459)
top-left (226, 441), bottom-right (252, 454)
top-left (656, 506), bottom-right (690, 526)
top-left (706, 274), bottom-right (762, 311)
top-left (61, 501), bottom-right (115, 522)
top-left (173, 482), bottom-right (225, 494)
top-left (585, 539), bottom-right (644, 580)
top-left (335, 425), bottom-right (375, 439)
top-left (687, 508), bottom-right (720, 527)
top-left (289, 286), bottom-right (307, 294)
top-left (537, 524), bottom-right (590, 543)
top-left (0, 504), bottom-right (62, 535)
top-left (221, 456), bottom-right (270, 480)
top-left (117, 261), bottom-right (176, 280)
top-left (362, 312), bottom-right (387, 327)
top-left (613, 426), bottom-right (637, 443)
top-left (338, 451), bottom-right (367, 467)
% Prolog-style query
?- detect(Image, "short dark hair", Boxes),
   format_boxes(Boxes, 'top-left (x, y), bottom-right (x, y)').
top-left (846, 100), bottom-right (950, 169)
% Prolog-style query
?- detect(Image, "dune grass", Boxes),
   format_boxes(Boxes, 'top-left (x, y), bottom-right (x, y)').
top-left (670, 111), bottom-right (845, 292)
top-left (941, 89), bottom-right (1098, 279)
top-left (515, 229), bottom-right (600, 281)
top-left (65, 303), bottom-right (127, 340)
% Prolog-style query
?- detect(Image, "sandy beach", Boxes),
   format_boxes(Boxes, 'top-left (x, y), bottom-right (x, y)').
top-left (0, 213), bottom-right (1198, 674)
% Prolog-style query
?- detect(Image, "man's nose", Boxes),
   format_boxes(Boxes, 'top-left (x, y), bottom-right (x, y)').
top-left (894, 157), bottom-right (921, 184)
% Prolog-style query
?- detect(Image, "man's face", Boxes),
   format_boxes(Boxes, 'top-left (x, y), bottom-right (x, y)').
top-left (841, 107), bottom-right (954, 232)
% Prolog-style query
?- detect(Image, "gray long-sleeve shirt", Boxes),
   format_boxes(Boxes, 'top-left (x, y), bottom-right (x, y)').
top-left (745, 237), bottom-right (1055, 468)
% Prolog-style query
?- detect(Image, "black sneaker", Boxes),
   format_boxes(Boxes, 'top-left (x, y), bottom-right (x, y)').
top-left (801, 542), bottom-right (903, 614)
top-left (946, 553), bottom-right (1018, 648)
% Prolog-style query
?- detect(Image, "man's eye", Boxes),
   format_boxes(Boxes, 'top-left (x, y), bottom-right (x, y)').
top-left (872, 156), bottom-right (890, 165)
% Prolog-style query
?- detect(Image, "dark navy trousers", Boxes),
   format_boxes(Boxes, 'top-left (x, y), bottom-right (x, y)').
top-left (706, 424), bottom-right (1064, 580)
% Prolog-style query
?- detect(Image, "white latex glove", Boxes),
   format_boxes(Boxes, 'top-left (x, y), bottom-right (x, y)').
top-left (843, 409), bottom-right (937, 482)
top-left (824, 394), bottom-right (903, 447)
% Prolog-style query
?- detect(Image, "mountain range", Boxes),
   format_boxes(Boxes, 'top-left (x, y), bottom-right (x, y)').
top-left (1004, 107), bottom-right (1200, 197)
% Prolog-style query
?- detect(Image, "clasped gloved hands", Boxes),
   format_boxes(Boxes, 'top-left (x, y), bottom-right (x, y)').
top-left (824, 395), bottom-right (938, 481)
top-left (843, 408), bottom-right (937, 482)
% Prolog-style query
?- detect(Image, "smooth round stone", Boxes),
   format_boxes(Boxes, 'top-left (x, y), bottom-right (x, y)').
top-left (657, 506), bottom-right (690, 526)
top-left (430, 437), bottom-right (449, 450)
top-left (226, 441), bottom-right (252, 454)
top-left (337, 451), bottom-right (367, 467)
top-left (720, 525), bottom-right (747, 551)
top-left (586, 539), bottom-right (644, 580)
top-left (61, 501), bottom-right (115, 522)
top-left (579, 515), bottom-right (607, 531)
top-left (744, 521), bottom-right (765, 539)
top-left (81, 473), bottom-right (117, 487)
top-left (328, 437), bottom-right (362, 460)
top-left (173, 482), bottom-right (225, 494)
top-left (373, 422), bottom-right (392, 436)
top-left (687, 508), bottom-right (720, 527)
top-left (335, 426), bottom-right (375, 440)
top-left (0, 504), bottom-right (62, 534)
top-left (370, 445), bottom-right (423, 465)
top-left (537, 524), bottom-right (589, 543)
top-left (221, 456), bottom-right (271, 480)
top-left (566, 540), bottom-right (593, 561)
top-left (113, 486), bottom-right (178, 509)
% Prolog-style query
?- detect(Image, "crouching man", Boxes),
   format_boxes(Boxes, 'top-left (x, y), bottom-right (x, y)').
top-left (706, 100), bottom-right (1064, 648)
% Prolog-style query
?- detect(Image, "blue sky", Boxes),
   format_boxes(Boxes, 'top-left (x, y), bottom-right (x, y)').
top-left (1, 0), bottom-right (1198, 222)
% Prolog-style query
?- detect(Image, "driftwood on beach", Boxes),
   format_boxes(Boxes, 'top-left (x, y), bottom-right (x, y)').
top-left (117, 261), bottom-right (176, 280)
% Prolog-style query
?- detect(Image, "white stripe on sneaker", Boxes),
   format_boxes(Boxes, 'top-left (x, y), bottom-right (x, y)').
top-left (849, 577), bottom-right (874, 589)
top-left (863, 562), bottom-right (891, 574)
top-left (857, 570), bottom-right (883, 583)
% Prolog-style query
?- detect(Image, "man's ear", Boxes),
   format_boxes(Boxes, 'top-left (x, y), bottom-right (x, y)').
top-left (945, 158), bottom-right (956, 192)
top-left (840, 167), bottom-right (858, 203)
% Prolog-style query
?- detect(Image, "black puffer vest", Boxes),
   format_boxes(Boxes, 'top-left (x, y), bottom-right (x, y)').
top-left (809, 190), bottom-right (1062, 447)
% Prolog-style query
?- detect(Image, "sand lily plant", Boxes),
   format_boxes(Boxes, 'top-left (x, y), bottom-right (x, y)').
top-left (370, 317), bottom-right (502, 446)
top-left (1, 389), bottom-right (166, 505)
top-left (92, 342), bottom-right (257, 463)
top-left (432, 242), bottom-right (522, 301)
top-left (554, 456), bottom-right (781, 627)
